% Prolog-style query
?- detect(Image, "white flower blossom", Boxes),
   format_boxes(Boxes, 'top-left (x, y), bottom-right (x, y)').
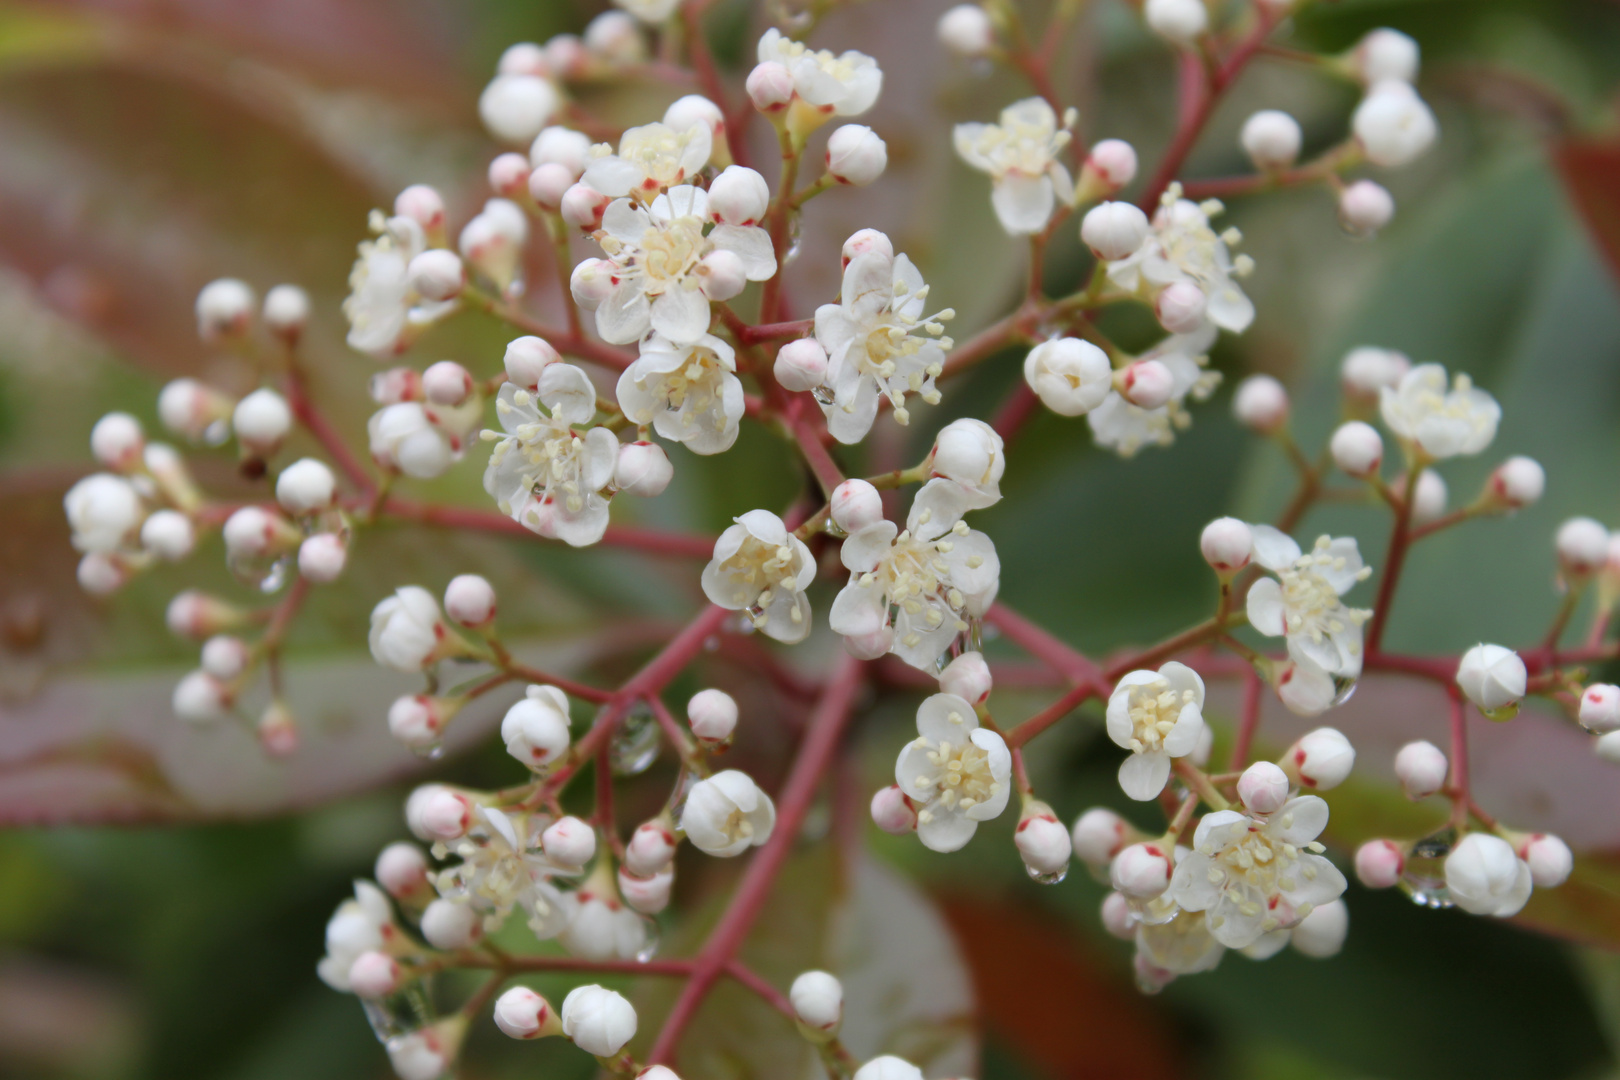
top-left (1133, 908), bottom-right (1225, 992)
top-left (756, 28), bottom-right (882, 118)
top-left (1245, 527), bottom-right (1373, 679)
top-left (433, 805), bottom-right (578, 940)
top-left (582, 122), bottom-right (712, 201)
top-left (829, 480), bottom-right (999, 670)
top-left (1106, 662), bottom-right (1207, 800)
top-left (894, 692), bottom-right (1011, 852)
top-left (616, 333), bottom-right (744, 454)
top-left (557, 886), bottom-right (648, 960)
top-left (560, 985), bottom-right (637, 1057)
top-left (1445, 832), bottom-right (1532, 917)
top-left (317, 882), bottom-right (398, 991)
top-left (1378, 363), bottom-right (1500, 460)
top-left (343, 213), bottom-right (456, 357)
top-left (64, 473), bottom-right (143, 554)
top-left (953, 97), bottom-right (1076, 235)
top-left (701, 510), bottom-right (816, 643)
top-left (1106, 187), bottom-right (1254, 334)
top-left (680, 770), bottom-right (776, 856)
top-left (1086, 325), bottom-right (1221, 457)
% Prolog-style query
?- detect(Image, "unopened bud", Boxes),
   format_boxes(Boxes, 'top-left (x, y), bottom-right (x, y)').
top-left (479, 73), bottom-right (560, 145)
top-left (938, 4), bottom-right (994, 56)
top-left (1240, 110), bottom-right (1302, 170)
top-left (560, 183), bottom-right (609, 231)
top-left (1155, 281), bottom-right (1206, 334)
top-left (870, 785), bottom-right (917, 834)
top-left (349, 951), bottom-right (402, 998)
top-left (1290, 898), bottom-right (1348, 958)
top-left (626, 821), bottom-right (677, 876)
top-left (1284, 727), bottom-right (1355, 790)
top-left (1394, 740), bottom-right (1447, 799)
top-left (939, 651), bottom-right (992, 704)
top-left (1144, 0), bottom-right (1208, 45)
top-left (195, 278), bottom-right (255, 341)
top-left (443, 574), bottom-right (496, 627)
top-left (615, 441), bottom-right (674, 497)
top-left (166, 590), bottom-right (245, 640)
top-left (200, 634), bottom-right (250, 681)
top-left (583, 11), bottom-right (643, 63)
top-left (830, 478), bottom-right (884, 533)
top-left (1200, 517), bottom-right (1253, 574)
top-left (1237, 761), bottom-right (1290, 813)
top-left (495, 987), bottom-right (561, 1040)
top-left (746, 61), bottom-right (795, 113)
top-left (233, 389), bottom-right (292, 456)
top-left (529, 162), bottom-right (576, 208)
top-left (1015, 802), bottom-right (1072, 877)
top-left (1340, 346), bottom-right (1409, 402)
top-left (173, 670), bottom-right (231, 723)
top-left (1354, 838), bottom-right (1405, 888)
top-left (541, 815), bottom-right (596, 870)
top-left (841, 228), bottom-right (893, 266)
top-left (790, 970), bottom-right (843, 1036)
top-left (141, 510), bottom-right (195, 561)
top-left (1330, 420), bottom-right (1384, 478)
top-left (488, 151), bottom-right (532, 198)
top-left (371, 367), bottom-right (423, 404)
top-left (159, 378), bottom-right (233, 442)
top-left (504, 336), bottom-right (561, 390)
top-left (406, 784), bottom-right (472, 842)
top-left (825, 125), bottom-right (887, 186)
top-left (1456, 643), bottom-right (1526, 718)
top-left (422, 360), bottom-right (475, 407)
top-left (1518, 833), bottom-right (1573, 888)
top-left (1111, 842), bottom-right (1173, 899)
top-left (1339, 179), bottom-right (1395, 237)
top-left (375, 841), bottom-right (432, 901)
top-left (276, 458), bottom-right (337, 515)
top-left (1408, 468), bottom-right (1446, 525)
top-left (388, 694), bottom-right (457, 749)
top-left (1100, 891), bottom-right (1136, 940)
top-left (1072, 807), bottom-right (1130, 868)
top-left (1579, 684), bottom-right (1620, 733)
top-left (1352, 28), bottom-right (1420, 85)
top-left (1232, 374), bottom-right (1289, 434)
top-left (708, 165), bottom-right (770, 227)
top-left (1120, 359), bottom-right (1173, 410)
top-left (696, 248), bottom-right (748, 301)
top-left (570, 256), bottom-right (616, 307)
top-left (407, 250), bottom-right (466, 303)
top-left (90, 412), bottom-right (145, 472)
top-left (1556, 516), bottom-right (1609, 576)
top-left (394, 185), bottom-right (446, 234)
top-left (1081, 201), bottom-right (1149, 261)
top-left (421, 898), bottom-right (483, 949)
top-left (618, 866), bottom-right (674, 914)
top-left (688, 688), bottom-right (739, 742)
top-left (1487, 456), bottom-right (1544, 509)
top-left (774, 338), bottom-right (829, 392)
top-left (1085, 139), bottom-right (1138, 191)
top-left (299, 533), bottom-right (348, 583)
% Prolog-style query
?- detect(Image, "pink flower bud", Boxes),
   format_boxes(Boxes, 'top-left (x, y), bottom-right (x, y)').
top-left (1085, 139), bottom-right (1138, 190)
top-left (422, 361), bottom-right (474, 407)
top-left (349, 951), bottom-right (402, 998)
top-left (370, 367), bottom-right (423, 404)
top-left (615, 441), bottom-right (674, 497)
top-left (158, 377), bottom-right (233, 442)
top-left (1285, 727), bottom-right (1355, 790)
top-left (494, 987), bottom-right (560, 1040)
top-left (569, 257), bottom-right (616, 308)
top-left (1120, 359), bottom-right (1173, 409)
top-left (1016, 805), bottom-right (1073, 877)
top-left (259, 701), bottom-right (300, 756)
top-left (488, 152), bottom-right (532, 198)
top-left (939, 651), bottom-right (993, 704)
top-left (1339, 179), bottom-right (1394, 237)
top-left (843, 626), bottom-right (893, 661)
top-left (1155, 281), bottom-right (1206, 334)
top-left (1233, 374), bottom-right (1289, 434)
top-left (696, 248), bottom-right (748, 301)
top-left (1237, 761), bottom-right (1290, 813)
top-left (774, 338), bottom-right (829, 392)
top-left (619, 866), bottom-right (674, 914)
top-left (375, 842), bottom-right (432, 900)
top-left (503, 336), bottom-right (561, 390)
top-left (173, 670), bottom-right (231, 723)
top-left (626, 821), bottom-right (677, 876)
top-left (200, 634), bottom-right (250, 681)
top-left (1355, 839), bottom-right (1405, 888)
top-left (542, 815), bottom-right (596, 870)
top-left (529, 162), bottom-right (576, 208)
top-left (388, 694), bottom-right (456, 749)
top-left (746, 61), bottom-right (795, 113)
top-left (1580, 684), bottom-right (1620, 733)
top-left (1199, 517), bottom-right (1253, 574)
top-left (223, 506), bottom-right (298, 560)
top-left (394, 185), bottom-right (446, 233)
top-left (499, 42), bottom-right (548, 76)
top-left (1111, 842), bottom-right (1173, 899)
top-left (708, 165), bottom-right (770, 226)
top-left (166, 590), bottom-right (245, 640)
top-left (841, 228), bottom-right (893, 267)
top-left (298, 533), bottom-right (348, 583)
top-left (825, 125), bottom-right (887, 186)
top-left (407, 250), bottom-right (466, 303)
top-left (1100, 891), bottom-right (1136, 940)
top-left (1519, 833), bottom-right (1572, 888)
top-left (91, 412), bottom-right (144, 471)
top-left (406, 785), bottom-right (472, 842)
top-left (560, 183), bottom-right (609, 231)
top-left (195, 278), bottom-right (255, 341)
top-left (442, 574), bottom-right (496, 627)
top-left (1330, 420), bottom-right (1383, 478)
top-left (544, 34), bottom-right (588, 78)
top-left (1081, 201), bottom-right (1149, 261)
top-left (1394, 739), bottom-right (1447, 799)
top-left (421, 898), bottom-right (483, 949)
top-left (870, 785), bottom-right (917, 834)
top-left (687, 688), bottom-right (739, 742)
top-left (583, 11), bottom-right (642, 63)
top-left (1557, 516), bottom-right (1609, 576)
top-left (830, 478), bottom-right (884, 533)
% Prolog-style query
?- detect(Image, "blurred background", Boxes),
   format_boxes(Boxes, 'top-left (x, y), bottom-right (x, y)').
top-left (2, 0), bottom-right (1620, 1077)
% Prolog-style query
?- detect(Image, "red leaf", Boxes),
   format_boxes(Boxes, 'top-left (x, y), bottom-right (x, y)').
top-left (1556, 138), bottom-right (1620, 282)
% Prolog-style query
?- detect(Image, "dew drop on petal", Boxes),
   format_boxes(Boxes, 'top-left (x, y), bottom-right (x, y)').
top-left (1026, 863), bottom-right (1068, 886)
top-left (610, 708), bottom-right (661, 776)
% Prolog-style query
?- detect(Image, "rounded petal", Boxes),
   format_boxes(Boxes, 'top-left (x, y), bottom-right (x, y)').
top-left (1119, 750), bottom-right (1172, 801)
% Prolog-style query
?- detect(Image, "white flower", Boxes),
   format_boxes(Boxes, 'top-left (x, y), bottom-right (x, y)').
top-left (1106, 188), bottom-right (1254, 334)
top-left (953, 97), bottom-right (1076, 235)
top-left (756, 28), bottom-right (882, 118)
top-left (701, 509), bottom-right (816, 643)
top-left (1133, 909), bottom-right (1225, 992)
top-left (1456, 643), bottom-right (1526, 716)
top-left (484, 366), bottom-right (620, 548)
top-left (459, 198), bottom-right (529, 293)
top-left (815, 244), bottom-right (951, 442)
top-left (681, 770), bottom-right (775, 856)
top-left (853, 1057), bottom-right (924, 1080)
top-left (317, 881), bottom-right (397, 991)
top-left (369, 402), bottom-right (464, 479)
top-left (434, 806), bottom-right (577, 939)
top-left (64, 474), bottom-right (143, 554)
top-left (1024, 336), bottom-right (1112, 417)
top-left (1086, 325), bottom-right (1221, 457)
top-left (1353, 80), bottom-right (1437, 168)
top-left (1106, 662), bottom-right (1207, 800)
top-left (561, 985), bottom-right (637, 1057)
top-left (1290, 898), bottom-right (1349, 958)
top-left (1378, 363), bottom-right (1499, 459)
top-left (894, 693), bottom-right (1012, 852)
top-left (582, 122), bottom-right (712, 200)
top-left (494, 987), bottom-right (559, 1040)
top-left (343, 213), bottom-right (457, 357)
top-left (616, 333), bottom-right (744, 454)
top-left (830, 480), bottom-right (1000, 670)
top-left (1166, 797), bottom-right (1348, 949)
top-left (929, 418), bottom-right (1004, 509)
top-left (588, 185), bottom-right (775, 345)
top-left (480, 72), bottom-right (560, 145)
top-left (369, 586), bottom-right (451, 672)
top-left (1445, 833), bottom-right (1532, 917)
top-left (1245, 527), bottom-right (1372, 679)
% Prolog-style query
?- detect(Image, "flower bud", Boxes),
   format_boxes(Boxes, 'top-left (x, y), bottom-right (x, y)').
top-left (1081, 201), bottom-right (1150, 261)
top-left (444, 574), bottom-right (496, 628)
top-left (299, 533), bottom-right (348, 583)
top-left (159, 377), bottom-right (233, 442)
top-left (746, 61), bottom-right (795, 113)
top-left (854, 1057), bottom-right (925, 1080)
top-left (619, 866), bottom-right (674, 914)
top-left (166, 590), bottom-right (245, 640)
top-left (1556, 516), bottom-right (1609, 576)
top-left (1518, 832), bottom-right (1573, 888)
top-left (479, 73), bottom-right (559, 145)
top-left (499, 41), bottom-right (547, 76)
top-left (561, 985), bottom-right (637, 1057)
top-left (420, 361), bottom-right (473, 408)
top-left (1071, 807), bottom-right (1130, 868)
top-left (1111, 842), bottom-right (1173, 899)
top-left (1015, 802), bottom-right (1073, 877)
top-left (1200, 517), bottom-right (1253, 574)
top-left (1085, 139), bottom-right (1138, 190)
top-left (173, 669), bottom-right (230, 722)
top-left (842, 228), bottom-right (893, 266)
top-left (870, 785), bottom-right (917, 834)
top-left (369, 368), bottom-right (422, 407)
top-left (195, 278), bottom-right (255, 341)
top-left (91, 412), bottom-right (144, 471)
top-left (1340, 346), bottom-right (1409, 402)
top-left (375, 842), bottom-right (432, 901)
top-left (460, 199), bottom-right (528, 291)
top-left (626, 821), bottom-right (678, 877)
top-left (708, 166), bottom-right (770, 227)
top-left (421, 898), bottom-right (483, 949)
top-left (1290, 898), bottom-right (1348, 958)
top-left (1329, 420), bottom-right (1384, 478)
top-left (843, 626), bottom-right (894, 661)
top-left (790, 970), bottom-right (843, 1035)
top-left (561, 183), bottom-right (609, 231)
top-left (488, 151), bottom-right (532, 198)
top-left (1579, 684), bottom-right (1620, 733)
top-left (938, 4), bottom-right (994, 56)
top-left (261, 702), bottom-right (303, 758)
top-left (387, 1020), bottom-right (464, 1080)
top-left (504, 336), bottom-right (561, 389)
top-left (1354, 838), bottom-right (1405, 888)
top-left (939, 651), bottom-right (993, 704)
top-left (664, 94), bottom-right (725, 139)
top-left (1025, 337), bottom-right (1113, 417)
top-left (1352, 28), bottom-right (1420, 85)
top-left (688, 688), bottom-right (739, 742)
top-left (536, 816), bottom-right (594, 871)
top-left (223, 506), bottom-right (298, 560)
top-left (1237, 761), bottom-right (1290, 814)
top-left (1394, 739), bottom-right (1447, 799)
top-left (394, 185), bottom-right (446, 234)
top-left (200, 634), bottom-right (249, 681)
top-left (1155, 281), bottom-right (1206, 334)
top-left (1100, 891), bottom-right (1136, 940)
top-left (544, 34), bottom-right (588, 78)
top-left (232, 389), bottom-right (292, 456)
top-left (406, 784), bottom-right (473, 841)
top-left (141, 510), bottom-right (195, 561)
top-left (1408, 468), bottom-right (1446, 525)
top-left (1240, 110), bottom-right (1302, 170)
top-left (388, 694), bottom-right (456, 749)
top-left (830, 478), bottom-right (884, 533)
top-left (502, 685), bottom-right (572, 767)
top-left (1339, 179), bottom-right (1395, 237)
top-left (613, 440), bottom-right (673, 497)
top-left (1284, 727), bottom-right (1355, 790)
top-left (583, 11), bottom-right (643, 62)
top-left (349, 951), bottom-right (402, 998)
top-left (259, 286), bottom-right (309, 344)
top-left (1487, 455), bottom-right (1545, 509)
top-left (932, 418), bottom-right (1004, 501)
top-left (1445, 832), bottom-right (1532, 917)
top-left (1232, 374), bottom-right (1289, 434)
top-left (529, 162), bottom-right (576, 207)
top-left (276, 458), bottom-right (337, 515)
top-left (1352, 80), bottom-right (1437, 168)
top-left (826, 125), bottom-right (887, 185)
top-left (495, 987), bottom-right (562, 1040)
top-left (1120, 359), bottom-right (1173, 410)
top-left (696, 248), bottom-right (748, 301)
top-left (774, 338), bottom-right (829, 392)
top-left (570, 256), bottom-right (616, 307)
top-left (1457, 643), bottom-right (1527, 717)
top-left (1144, 0), bottom-right (1207, 45)
top-left (407, 250), bottom-right (466, 303)
top-left (1598, 730), bottom-right (1620, 764)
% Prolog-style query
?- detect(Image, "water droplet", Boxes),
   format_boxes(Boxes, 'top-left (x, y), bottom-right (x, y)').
top-left (409, 739), bottom-right (445, 760)
top-left (1026, 863), bottom-right (1068, 885)
top-left (361, 981), bottom-right (436, 1042)
top-left (203, 419), bottom-right (230, 447)
top-left (1400, 873), bottom-right (1453, 909)
top-left (635, 916), bottom-right (661, 961)
top-left (227, 551), bottom-right (290, 593)
top-left (784, 212), bottom-right (803, 263)
top-left (1331, 674), bottom-right (1358, 706)
top-left (967, 618), bottom-right (985, 653)
top-left (610, 707), bottom-right (660, 776)
top-left (811, 385), bottom-right (836, 406)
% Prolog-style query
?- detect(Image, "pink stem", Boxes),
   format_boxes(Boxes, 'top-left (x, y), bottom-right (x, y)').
top-left (985, 603), bottom-right (1103, 685)
top-left (379, 497), bottom-right (716, 558)
top-left (724, 960), bottom-right (796, 1019)
top-left (990, 382), bottom-right (1041, 445)
top-left (1230, 666), bottom-right (1262, 769)
top-left (284, 366), bottom-right (372, 492)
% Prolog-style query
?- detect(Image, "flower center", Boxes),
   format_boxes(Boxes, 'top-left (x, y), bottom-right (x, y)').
top-left (636, 219), bottom-right (707, 292)
top-left (714, 539), bottom-right (803, 629)
top-left (1124, 677), bottom-right (1193, 753)
top-left (912, 729), bottom-right (999, 820)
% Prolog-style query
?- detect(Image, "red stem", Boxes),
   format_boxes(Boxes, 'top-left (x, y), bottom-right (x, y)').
top-left (990, 382), bottom-right (1041, 445)
top-left (1445, 688), bottom-right (1470, 816)
top-left (985, 603), bottom-right (1103, 685)
top-left (284, 365), bottom-right (372, 492)
top-left (739, 318), bottom-right (814, 344)
top-left (379, 497), bottom-right (716, 559)
top-left (1363, 468), bottom-right (1417, 655)
top-left (785, 399), bottom-right (847, 494)
top-left (724, 960), bottom-right (796, 1019)
top-left (1230, 665), bottom-right (1262, 769)
top-left (1005, 682), bottom-right (1097, 749)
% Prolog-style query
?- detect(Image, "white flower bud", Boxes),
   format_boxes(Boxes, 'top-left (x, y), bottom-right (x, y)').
top-left (1286, 727), bottom-right (1355, 790)
top-left (232, 389), bottom-right (292, 456)
top-left (1100, 891), bottom-right (1136, 940)
top-left (375, 842), bottom-right (431, 900)
top-left (1200, 517), bottom-right (1253, 574)
top-left (1556, 516), bottom-right (1609, 576)
top-left (195, 278), bottom-right (255, 341)
top-left (1110, 841), bottom-right (1173, 899)
top-left (1071, 807), bottom-right (1130, 868)
top-left (1354, 838), bottom-right (1405, 888)
top-left (938, 4), bottom-right (994, 56)
top-left (502, 685), bottom-right (572, 767)
top-left (369, 586), bottom-right (450, 672)
top-left (223, 506), bottom-right (297, 560)
top-left (830, 478), bottom-right (884, 533)
top-left (1144, 0), bottom-right (1208, 45)
top-left (932, 418), bottom-right (1004, 503)
top-left (275, 458), bottom-right (336, 515)
top-left (1488, 455), bottom-right (1545, 509)
top-left (843, 626), bottom-right (894, 661)
top-left (1353, 28), bottom-right (1420, 85)
top-left (422, 361), bottom-right (474, 407)
top-left (64, 473), bottom-right (143, 555)
top-left (1339, 179), bottom-right (1395, 237)
top-left (407, 249), bottom-right (465, 303)
top-left (626, 821), bottom-right (677, 876)
top-left (841, 228), bottom-right (893, 266)
top-left (1015, 805), bottom-right (1073, 876)
top-left (442, 574), bottom-right (496, 628)
top-left (479, 73), bottom-right (560, 145)
top-left (1598, 730), bottom-right (1620, 764)
top-left (261, 701), bottom-right (303, 758)
top-left (1025, 337), bottom-right (1112, 416)
top-left (561, 183), bottom-right (609, 231)
top-left (387, 1023), bottom-right (460, 1080)
top-left (529, 162), bottom-right (576, 207)
top-left (299, 533), bottom-right (347, 583)
top-left (1240, 110), bottom-right (1302, 170)
top-left (488, 151), bottom-right (532, 198)
top-left (664, 95), bottom-right (724, 138)
top-left (1580, 684), bottom-right (1620, 733)
top-left (1518, 833), bottom-right (1573, 888)
top-left (166, 590), bottom-right (244, 639)
top-left (619, 866), bottom-right (674, 914)
top-left (613, 441), bottom-right (674, 497)
top-left (1445, 832), bottom-right (1532, 917)
top-left (870, 785), bottom-right (917, 834)
top-left (1155, 280), bottom-right (1206, 334)
top-left (696, 248), bottom-right (748, 301)
top-left (1233, 374), bottom-right (1289, 434)
top-left (1456, 643), bottom-right (1526, 715)
top-left (405, 784), bottom-right (472, 842)
top-left (681, 770), bottom-right (775, 856)
top-left (1085, 139), bottom-right (1138, 190)
top-left (1080, 201), bottom-right (1150, 261)
top-left (561, 985), bottom-right (637, 1057)
top-left (826, 125), bottom-right (887, 186)
top-left (746, 61), bottom-right (795, 113)
top-left (687, 688), bottom-right (739, 742)
top-left (460, 198), bottom-right (529, 291)
top-left (173, 670), bottom-right (230, 723)
top-left (200, 634), bottom-right (249, 680)
top-left (503, 336), bottom-right (561, 390)
top-left (368, 402), bottom-right (449, 477)
top-left (1409, 468), bottom-right (1446, 525)
top-left (1340, 346), bottom-right (1410, 401)
top-left (499, 42), bottom-right (548, 76)
top-left (348, 951), bottom-right (401, 998)
top-left (262, 283), bottom-right (310, 341)
top-left (394, 184), bottom-right (446, 232)
top-left (141, 510), bottom-right (195, 561)
top-left (158, 377), bottom-right (232, 442)
top-left (421, 898), bottom-right (483, 949)
top-left (1237, 761), bottom-right (1289, 814)
top-left (570, 256), bottom-right (617, 307)
top-left (583, 11), bottom-right (643, 63)
top-left (1329, 420), bottom-right (1384, 478)
top-left (853, 1057), bottom-right (924, 1080)
top-left (708, 165), bottom-right (770, 227)
top-left (1120, 359), bottom-right (1174, 409)
top-left (790, 970), bottom-right (843, 1033)
top-left (541, 815), bottom-right (596, 870)
top-left (388, 694), bottom-right (454, 749)
top-left (774, 338), bottom-right (829, 392)
top-left (939, 651), bottom-right (993, 704)
top-left (494, 987), bottom-right (561, 1040)
top-left (1394, 739), bottom-right (1447, 799)
top-left (544, 34), bottom-right (588, 79)
top-left (370, 368), bottom-right (422, 406)
top-left (1290, 898), bottom-right (1348, 958)
top-left (1353, 80), bottom-right (1437, 168)
top-left (91, 413), bottom-right (144, 471)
